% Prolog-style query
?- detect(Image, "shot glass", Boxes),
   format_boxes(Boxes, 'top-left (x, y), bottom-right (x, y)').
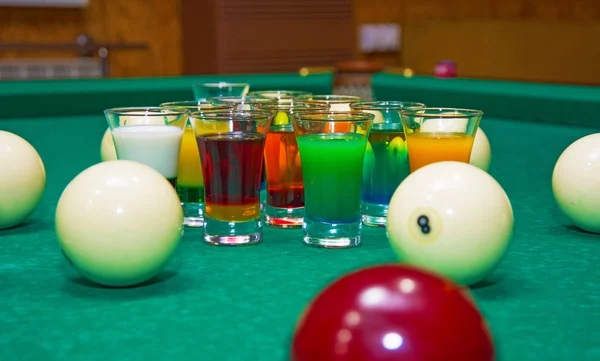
top-left (255, 101), bottom-right (328, 228)
top-left (350, 101), bottom-right (426, 227)
top-left (247, 90), bottom-right (313, 100)
top-left (192, 82), bottom-right (250, 101)
top-left (160, 101), bottom-right (235, 227)
top-left (189, 111), bottom-right (273, 246)
top-left (400, 108), bottom-right (483, 172)
top-left (292, 112), bottom-right (374, 248)
top-left (295, 95), bottom-right (362, 111)
top-left (104, 107), bottom-right (187, 187)
top-left (208, 95), bottom-right (278, 111)
top-left (209, 95), bottom-right (279, 207)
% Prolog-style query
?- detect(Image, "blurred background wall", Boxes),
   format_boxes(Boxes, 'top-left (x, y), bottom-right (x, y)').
top-left (355, 0), bottom-right (600, 85)
top-left (1, 0), bottom-right (599, 84)
top-left (0, 0), bottom-right (182, 78)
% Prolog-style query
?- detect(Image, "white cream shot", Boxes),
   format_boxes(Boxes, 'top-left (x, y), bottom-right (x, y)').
top-left (112, 125), bottom-right (184, 183)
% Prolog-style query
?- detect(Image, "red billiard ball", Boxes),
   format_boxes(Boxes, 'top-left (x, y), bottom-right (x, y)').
top-left (291, 264), bottom-right (494, 361)
top-left (434, 60), bottom-right (457, 78)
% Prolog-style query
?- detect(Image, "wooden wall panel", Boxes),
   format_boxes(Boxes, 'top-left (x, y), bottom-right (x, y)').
top-left (354, 0), bottom-right (600, 84)
top-left (181, 0), bottom-right (219, 75)
top-left (182, 0), bottom-right (355, 74)
top-left (355, 0), bottom-right (600, 21)
top-left (99, 0), bottom-right (182, 78)
top-left (3, 0), bottom-right (600, 83)
top-left (218, 0), bottom-right (354, 74)
top-left (403, 19), bottom-right (600, 85)
top-left (0, 0), bottom-right (182, 78)
top-left (354, 0), bottom-right (405, 23)
top-left (0, 7), bottom-right (87, 60)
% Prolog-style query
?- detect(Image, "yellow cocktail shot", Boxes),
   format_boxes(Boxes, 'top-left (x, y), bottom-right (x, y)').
top-left (160, 101), bottom-right (234, 227)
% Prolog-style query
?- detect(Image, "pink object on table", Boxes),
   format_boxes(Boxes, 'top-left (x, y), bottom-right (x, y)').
top-left (434, 60), bottom-right (457, 78)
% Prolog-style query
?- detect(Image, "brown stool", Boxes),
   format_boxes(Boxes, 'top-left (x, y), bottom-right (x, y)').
top-left (333, 60), bottom-right (385, 100)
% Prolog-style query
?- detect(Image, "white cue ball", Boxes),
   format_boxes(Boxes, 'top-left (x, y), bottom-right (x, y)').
top-left (329, 103), bottom-right (352, 112)
top-left (100, 128), bottom-right (117, 162)
top-left (363, 110), bottom-right (385, 124)
top-left (56, 160), bottom-right (184, 287)
top-left (386, 161), bottom-right (514, 286)
top-left (420, 117), bottom-right (468, 133)
top-left (552, 133), bottom-right (600, 233)
top-left (470, 128), bottom-right (492, 172)
top-left (0, 131), bottom-right (46, 229)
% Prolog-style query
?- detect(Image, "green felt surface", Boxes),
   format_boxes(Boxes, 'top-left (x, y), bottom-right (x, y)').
top-left (372, 74), bottom-right (600, 128)
top-left (0, 72), bottom-right (333, 119)
top-left (1, 74), bottom-right (600, 360)
top-left (1, 112), bottom-right (599, 361)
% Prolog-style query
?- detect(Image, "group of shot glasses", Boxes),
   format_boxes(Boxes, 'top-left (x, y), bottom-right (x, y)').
top-left (104, 82), bottom-right (483, 248)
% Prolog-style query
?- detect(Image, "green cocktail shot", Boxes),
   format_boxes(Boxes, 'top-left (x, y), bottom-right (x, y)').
top-left (298, 133), bottom-right (366, 223)
top-left (293, 111), bottom-right (374, 248)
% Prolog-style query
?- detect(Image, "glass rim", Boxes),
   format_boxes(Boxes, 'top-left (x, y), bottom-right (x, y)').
top-left (188, 110), bottom-right (273, 121)
top-left (247, 90), bottom-right (312, 96)
top-left (208, 95), bottom-right (278, 104)
top-left (193, 82), bottom-right (250, 88)
top-left (293, 111), bottom-right (375, 122)
top-left (159, 101), bottom-right (234, 109)
top-left (254, 102), bottom-right (328, 112)
top-left (295, 94), bottom-right (362, 103)
top-left (103, 107), bottom-right (186, 116)
top-left (350, 101), bottom-right (426, 111)
top-left (400, 107), bottom-right (484, 118)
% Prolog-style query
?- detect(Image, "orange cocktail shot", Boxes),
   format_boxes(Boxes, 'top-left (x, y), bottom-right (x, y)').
top-left (256, 101), bottom-right (328, 228)
top-left (160, 101), bottom-right (234, 227)
top-left (400, 108), bottom-right (483, 172)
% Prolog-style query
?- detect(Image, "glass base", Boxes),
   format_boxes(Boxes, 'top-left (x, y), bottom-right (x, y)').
top-left (182, 202), bottom-right (204, 228)
top-left (204, 217), bottom-right (262, 246)
top-left (184, 217), bottom-right (204, 227)
top-left (265, 205), bottom-right (303, 228)
top-left (204, 233), bottom-right (262, 246)
top-left (302, 217), bottom-right (362, 248)
top-left (361, 202), bottom-right (388, 227)
top-left (260, 191), bottom-right (266, 212)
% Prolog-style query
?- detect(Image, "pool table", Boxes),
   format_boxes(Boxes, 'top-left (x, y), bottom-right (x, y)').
top-left (0, 72), bottom-right (598, 361)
